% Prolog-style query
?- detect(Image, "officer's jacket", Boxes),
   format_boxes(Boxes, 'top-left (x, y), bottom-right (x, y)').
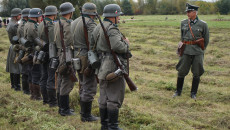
top-left (24, 19), bottom-right (39, 49)
top-left (71, 16), bottom-right (97, 52)
top-left (54, 17), bottom-right (73, 51)
top-left (6, 18), bottom-right (18, 44)
top-left (181, 17), bottom-right (209, 55)
top-left (38, 17), bottom-right (55, 51)
top-left (92, 19), bottom-right (129, 80)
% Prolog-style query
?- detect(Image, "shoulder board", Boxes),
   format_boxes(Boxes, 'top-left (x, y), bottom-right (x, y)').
top-left (199, 20), bottom-right (207, 24)
top-left (181, 19), bottom-right (187, 22)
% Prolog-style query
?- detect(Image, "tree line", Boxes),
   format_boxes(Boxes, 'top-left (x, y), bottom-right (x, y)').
top-left (1, 0), bottom-right (230, 17)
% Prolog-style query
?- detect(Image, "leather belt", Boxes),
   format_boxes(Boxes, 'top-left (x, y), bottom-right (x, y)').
top-left (183, 41), bottom-right (196, 45)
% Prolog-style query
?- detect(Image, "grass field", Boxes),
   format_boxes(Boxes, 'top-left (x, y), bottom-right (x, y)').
top-left (0, 15), bottom-right (230, 130)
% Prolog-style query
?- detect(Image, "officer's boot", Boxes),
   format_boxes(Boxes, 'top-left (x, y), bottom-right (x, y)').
top-left (22, 75), bottom-right (30, 94)
top-left (29, 83), bottom-right (35, 100)
top-left (100, 108), bottom-right (108, 130)
top-left (47, 89), bottom-right (58, 107)
top-left (81, 101), bottom-right (99, 122)
top-left (108, 109), bottom-right (122, 130)
top-left (173, 77), bottom-right (185, 97)
top-left (40, 87), bottom-right (49, 105)
top-left (10, 73), bottom-right (15, 89)
top-left (14, 74), bottom-right (21, 91)
top-left (59, 95), bottom-right (76, 116)
top-left (33, 84), bottom-right (42, 100)
top-left (191, 77), bottom-right (200, 100)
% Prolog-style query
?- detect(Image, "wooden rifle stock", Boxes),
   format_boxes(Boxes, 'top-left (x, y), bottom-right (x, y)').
top-left (59, 19), bottom-right (77, 82)
top-left (96, 13), bottom-right (137, 91)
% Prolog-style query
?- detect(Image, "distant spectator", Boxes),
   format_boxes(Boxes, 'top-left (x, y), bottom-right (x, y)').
top-left (3, 18), bottom-right (6, 26)
top-left (0, 17), bottom-right (2, 28)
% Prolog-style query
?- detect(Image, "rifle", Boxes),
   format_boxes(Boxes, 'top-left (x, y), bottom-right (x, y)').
top-left (79, 7), bottom-right (99, 82)
top-left (96, 13), bottom-right (137, 92)
top-left (59, 19), bottom-right (78, 82)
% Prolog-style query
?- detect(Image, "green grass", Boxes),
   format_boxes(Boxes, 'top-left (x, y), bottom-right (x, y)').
top-left (0, 15), bottom-right (230, 129)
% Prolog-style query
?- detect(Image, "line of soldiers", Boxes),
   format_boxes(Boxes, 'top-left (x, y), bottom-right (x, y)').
top-left (6, 2), bottom-right (131, 130)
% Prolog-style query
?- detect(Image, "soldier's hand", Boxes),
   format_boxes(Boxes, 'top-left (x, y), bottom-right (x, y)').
top-left (124, 38), bottom-right (130, 45)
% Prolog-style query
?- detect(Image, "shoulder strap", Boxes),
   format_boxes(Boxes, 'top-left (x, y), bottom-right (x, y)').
top-left (188, 20), bottom-right (196, 40)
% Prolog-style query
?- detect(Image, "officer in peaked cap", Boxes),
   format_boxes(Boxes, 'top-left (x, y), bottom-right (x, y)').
top-left (173, 3), bottom-right (209, 100)
top-left (6, 8), bottom-right (22, 91)
top-left (24, 8), bottom-right (43, 100)
top-left (16, 8), bottom-right (31, 94)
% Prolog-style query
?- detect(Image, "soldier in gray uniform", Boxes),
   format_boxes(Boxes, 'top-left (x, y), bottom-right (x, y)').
top-left (24, 8), bottom-right (43, 100)
top-left (173, 3), bottom-right (209, 99)
top-left (38, 6), bottom-right (58, 107)
top-left (71, 2), bottom-right (99, 122)
top-left (16, 8), bottom-right (30, 94)
top-left (6, 8), bottom-right (22, 91)
top-left (52, 2), bottom-right (76, 116)
top-left (92, 4), bottom-right (130, 130)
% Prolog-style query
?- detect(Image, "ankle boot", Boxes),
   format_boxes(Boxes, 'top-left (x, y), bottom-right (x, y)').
top-left (47, 89), bottom-right (57, 107)
top-left (108, 109), bottom-right (122, 130)
top-left (191, 77), bottom-right (200, 99)
top-left (59, 95), bottom-right (75, 116)
top-left (81, 101), bottom-right (99, 122)
top-left (33, 84), bottom-right (42, 100)
top-left (100, 108), bottom-right (108, 130)
top-left (173, 77), bottom-right (184, 97)
top-left (41, 87), bottom-right (49, 104)
top-left (29, 83), bottom-right (35, 100)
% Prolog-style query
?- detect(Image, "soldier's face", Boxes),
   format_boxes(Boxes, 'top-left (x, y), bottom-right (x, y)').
top-left (37, 16), bottom-right (42, 23)
top-left (17, 15), bottom-right (21, 21)
top-left (187, 11), bottom-right (196, 20)
top-left (116, 16), bottom-right (120, 23)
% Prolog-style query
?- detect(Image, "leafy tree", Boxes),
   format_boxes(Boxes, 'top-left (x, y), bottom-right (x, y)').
top-left (92, 0), bottom-right (116, 15)
top-left (0, 0), bottom-right (29, 17)
top-left (144, 0), bottom-right (157, 14)
top-left (216, 0), bottom-right (230, 15)
top-left (122, 0), bottom-right (133, 15)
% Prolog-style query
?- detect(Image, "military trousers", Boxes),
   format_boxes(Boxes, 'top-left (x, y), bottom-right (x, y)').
top-left (28, 64), bottom-right (41, 85)
top-left (40, 61), bottom-right (56, 90)
top-left (98, 77), bottom-right (125, 110)
top-left (57, 73), bottom-right (74, 96)
top-left (176, 54), bottom-right (204, 78)
top-left (78, 72), bottom-right (97, 102)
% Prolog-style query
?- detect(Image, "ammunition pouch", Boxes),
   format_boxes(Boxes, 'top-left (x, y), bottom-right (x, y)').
top-left (49, 58), bottom-right (59, 69)
top-left (35, 37), bottom-right (47, 48)
top-left (21, 53), bottom-right (33, 64)
top-left (88, 50), bottom-right (100, 69)
top-left (106, 69), bottom-right (123, 82)
top-left (12, 36), bottom-right (19, 45)
top-left (20, 37), bottom-right (30, 47)
top-left (65, 46), bottom-right (73, 63)
top-left (72, 58), bottom-right (81, 71)
top-left (49, 42), bottom-right (57, 59)
top-left (84, 66), bottom-right (94, 77)
top-left (58, 63), bottom-right (68, 75)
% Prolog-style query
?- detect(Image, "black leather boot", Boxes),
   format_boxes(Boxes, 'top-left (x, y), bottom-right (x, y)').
top-left (59, 95), bottom-right (76, 116)
top-left (47, 89), bottom-right (57, 107)
top-left (41, 87), bottom-right (49, 104)
top-left (81, 101), bottom-right (99, 122)
top-left (100, 108), bottom-right (108, 130)
top-left (22, 74), bottom-right (30, 94)
top-left (10, 73), bottom-right (14, 89)
top-left (33, 84), bottom-right (42, 100)
top-left (29, 83), bottom-right (35, 100)
top-left (108, 109), bottom-right (122, 130)
top-left (14, 74), bottom-right (21, 91)
top-left (173, 77), bottom-right (184, 97)
top-left (191, 77), bottom-right (200, 100)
